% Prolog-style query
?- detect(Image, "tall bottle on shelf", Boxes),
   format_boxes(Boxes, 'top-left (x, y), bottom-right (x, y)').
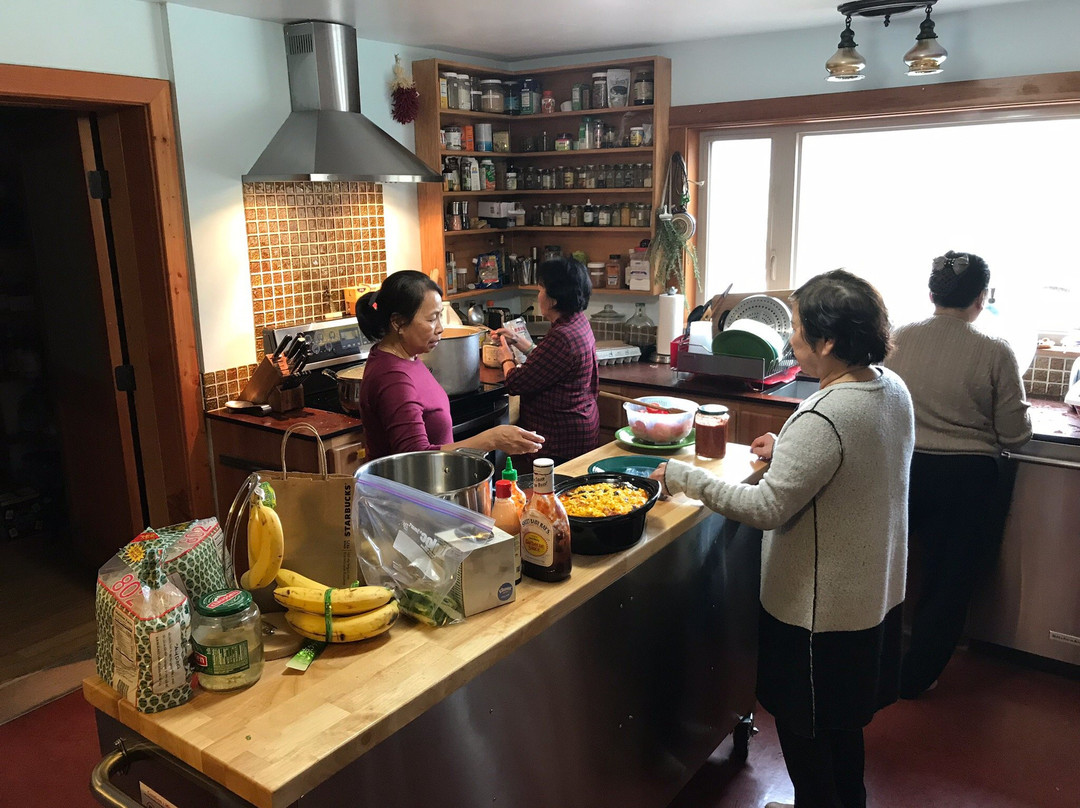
top-left (520, 459), bottom-right (571, 582)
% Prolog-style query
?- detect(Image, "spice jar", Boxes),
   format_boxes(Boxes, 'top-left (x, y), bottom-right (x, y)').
top-left (192, 589), bottom-right (264, 691)
top-left (605, 254), bottom-right (623, 288)
top-left (541, 90), bottom-right (556, 114)
top-left (480, 79), bottom-right (506, 113)
top-left (587, 262), bottom-right (605, 289)
top-left (694, 405), bottom-right (730, 460)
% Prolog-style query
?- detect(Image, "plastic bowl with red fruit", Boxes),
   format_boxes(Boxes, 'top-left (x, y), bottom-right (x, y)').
top-left (623, 396), bottom-right (697, 445)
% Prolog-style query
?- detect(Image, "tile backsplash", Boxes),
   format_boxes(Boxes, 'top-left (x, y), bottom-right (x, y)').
top-left (203, 181), bottom-right (387, 410)
top-left (1024, 351), bottom-right (1077, 400)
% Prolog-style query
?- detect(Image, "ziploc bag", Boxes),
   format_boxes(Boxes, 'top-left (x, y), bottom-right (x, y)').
top-left (354, 474), bottom-right (496, 626)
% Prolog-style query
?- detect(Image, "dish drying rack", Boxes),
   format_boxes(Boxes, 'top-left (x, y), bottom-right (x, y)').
top-left (672, 336), bottom-right (800, 389)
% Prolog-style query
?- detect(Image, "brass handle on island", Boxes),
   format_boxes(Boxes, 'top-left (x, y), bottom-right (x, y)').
top-left (598, 390), bottom-right (686, 414)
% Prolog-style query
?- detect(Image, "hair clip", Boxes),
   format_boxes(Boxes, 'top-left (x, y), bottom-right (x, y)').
top-left (932, 254), bottom-right (970, 275)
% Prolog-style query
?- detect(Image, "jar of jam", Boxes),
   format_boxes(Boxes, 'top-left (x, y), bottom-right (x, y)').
top-left (694, 404), bottom-right (731, 461)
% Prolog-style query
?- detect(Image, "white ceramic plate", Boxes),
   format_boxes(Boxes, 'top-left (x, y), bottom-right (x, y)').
top-left (726, 295), bottom-right (792, 338)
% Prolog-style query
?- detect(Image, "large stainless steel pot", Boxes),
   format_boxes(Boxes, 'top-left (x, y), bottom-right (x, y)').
top-left (321, 365), bottom-right (364, 413)
top-left (355, 450), bottom-right (494, 515)
top-left (421, 326), bottom-right (484, 395)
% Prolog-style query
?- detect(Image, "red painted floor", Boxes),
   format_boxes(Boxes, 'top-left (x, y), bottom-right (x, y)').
top-left (669, 644), bottom-right (1080, 808)
top-left (1, 644), bottom-right (1076, 807)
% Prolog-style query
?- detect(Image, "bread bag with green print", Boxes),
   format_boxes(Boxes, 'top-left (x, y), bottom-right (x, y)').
top-left (95, 536), bottom-right (193, 713)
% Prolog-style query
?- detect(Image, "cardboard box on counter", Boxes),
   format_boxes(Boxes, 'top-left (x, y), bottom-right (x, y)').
top-left (438, 526), bottom-right (517, 617)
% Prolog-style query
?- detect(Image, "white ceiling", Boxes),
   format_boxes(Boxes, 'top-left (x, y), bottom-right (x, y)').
top-left (150, 0), bottom-right (1032, 61)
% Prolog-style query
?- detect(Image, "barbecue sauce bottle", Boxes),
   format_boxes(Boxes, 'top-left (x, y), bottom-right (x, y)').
top-left (520, 458), bottom-right (571, 582)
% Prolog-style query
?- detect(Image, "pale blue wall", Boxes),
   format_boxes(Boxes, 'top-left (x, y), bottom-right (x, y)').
top-left (4, 0), bottom-right (1079, 364)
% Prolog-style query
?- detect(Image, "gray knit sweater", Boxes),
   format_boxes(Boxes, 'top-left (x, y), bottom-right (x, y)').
top-left (884, 314), bottom-right (1031, 455)
top-left (665, 368), bottom-right (914, 634)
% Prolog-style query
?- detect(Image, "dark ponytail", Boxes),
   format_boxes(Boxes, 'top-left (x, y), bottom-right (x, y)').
top-left (355, 270), bottom-right (442, 341)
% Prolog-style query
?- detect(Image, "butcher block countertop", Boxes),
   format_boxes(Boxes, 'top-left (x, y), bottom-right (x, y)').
top-left (84, 441), bottom-right (767, 808)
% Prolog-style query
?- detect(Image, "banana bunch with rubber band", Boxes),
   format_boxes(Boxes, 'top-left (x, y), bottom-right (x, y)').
top-left (240, 482), bottom-right (285, 590)
top-left (274, 568), bottom-right (399, 643)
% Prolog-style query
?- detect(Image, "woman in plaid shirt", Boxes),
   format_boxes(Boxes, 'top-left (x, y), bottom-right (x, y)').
top-left (493, 257), bottom-right (600, 472)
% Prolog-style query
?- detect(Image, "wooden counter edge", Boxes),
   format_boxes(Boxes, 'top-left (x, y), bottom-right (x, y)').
top-left (83, 441), bottom-right (767, 808)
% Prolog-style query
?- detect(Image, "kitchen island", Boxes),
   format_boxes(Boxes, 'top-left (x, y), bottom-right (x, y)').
top-left (85, 441), bottom-right (768, 808)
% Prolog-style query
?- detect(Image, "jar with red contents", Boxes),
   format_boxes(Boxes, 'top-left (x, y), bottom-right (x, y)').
top-left (694, 404), bottom-right (730, 460)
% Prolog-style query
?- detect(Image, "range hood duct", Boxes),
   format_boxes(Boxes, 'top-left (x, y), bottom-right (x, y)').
top-left (243, 20), bottom-right (441, 183)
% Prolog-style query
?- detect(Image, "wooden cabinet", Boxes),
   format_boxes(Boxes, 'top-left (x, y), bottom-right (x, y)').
top-left (598, 382), bottom-right (793, 447)
top-left (412, 56), bottom-right (670, 300)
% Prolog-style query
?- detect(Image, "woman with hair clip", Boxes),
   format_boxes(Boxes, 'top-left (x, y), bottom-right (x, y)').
top-left (355, 270), bottom-right (545, 462)
top-left (885, 250), bottom-right (1032, 699)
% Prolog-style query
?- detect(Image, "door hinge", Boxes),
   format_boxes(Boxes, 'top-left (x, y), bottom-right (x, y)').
top-left (87, 169), bottom-right (111, 200)
top-left (114, 364), bottom-right (136, 392)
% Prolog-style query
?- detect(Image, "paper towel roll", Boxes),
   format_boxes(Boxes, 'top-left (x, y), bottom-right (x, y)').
top-left (655, 292), bottom-right (685, 362)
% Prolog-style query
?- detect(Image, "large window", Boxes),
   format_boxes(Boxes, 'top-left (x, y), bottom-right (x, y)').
top-left (699, 111), bottom-right (1080, 339)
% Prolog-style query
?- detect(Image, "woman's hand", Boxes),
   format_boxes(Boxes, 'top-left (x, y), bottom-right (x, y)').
top-left (649, 462), bottom-right (670, 499)
top-left (485, 425), bottom-right (545, 455)
top-left (750, 432), bottom-right (777, 461)
top-left (490, 327), bottom-right (533, 354)
top-left (495, 335), bottom-right (515, 364)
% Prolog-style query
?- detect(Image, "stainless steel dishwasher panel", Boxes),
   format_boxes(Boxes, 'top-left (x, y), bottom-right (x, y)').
top-left (967, 438), bottom-right (1080, 665)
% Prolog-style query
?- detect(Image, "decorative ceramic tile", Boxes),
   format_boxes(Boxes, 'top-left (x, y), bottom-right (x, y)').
top-left (202, 181), bottom-right (387, 409)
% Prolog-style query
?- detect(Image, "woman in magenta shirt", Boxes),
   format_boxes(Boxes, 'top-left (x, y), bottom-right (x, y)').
top-left (356, 270), bottom-right (544, 461)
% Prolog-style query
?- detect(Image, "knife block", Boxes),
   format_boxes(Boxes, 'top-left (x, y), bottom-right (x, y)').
top-left (238, 356), bottom-right (283, 405)
top-left (269, 384), bottom-right (305, 413)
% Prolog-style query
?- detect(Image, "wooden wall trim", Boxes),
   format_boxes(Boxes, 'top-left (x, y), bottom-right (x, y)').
top-left (670, 70), bottom-right (1080, 129)
top-left (0, 63), bottom-right (169, 107)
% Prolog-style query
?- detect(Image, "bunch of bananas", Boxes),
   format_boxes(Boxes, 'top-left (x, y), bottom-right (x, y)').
top-left (274, 569), bottom-right (399, 643)
top-left (240, 483), bottom-right (285, 590)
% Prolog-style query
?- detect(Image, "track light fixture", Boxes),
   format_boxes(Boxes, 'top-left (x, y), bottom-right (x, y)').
top-left (825, 0), bottom-right (947, 82)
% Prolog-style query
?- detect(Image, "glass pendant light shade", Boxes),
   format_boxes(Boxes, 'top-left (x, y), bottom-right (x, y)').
top-left (826, 19), bottom-right (867, 82)
top-left (904, 10), bottom-right (947, 75)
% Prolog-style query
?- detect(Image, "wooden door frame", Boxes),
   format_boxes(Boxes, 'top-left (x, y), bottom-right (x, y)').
top-left (0, 63), bottom-right (212, 524)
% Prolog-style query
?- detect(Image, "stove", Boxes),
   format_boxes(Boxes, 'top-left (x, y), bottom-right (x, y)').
top-left (264, 318), bottom-right (510, 441)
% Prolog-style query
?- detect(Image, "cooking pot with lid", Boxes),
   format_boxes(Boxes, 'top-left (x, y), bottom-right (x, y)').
top-left (355, 450), bottom-right (494, 515)
top-left (321, 364), bottom-right (364, 413)
top-left (422, 325), bottom-right (484, 395)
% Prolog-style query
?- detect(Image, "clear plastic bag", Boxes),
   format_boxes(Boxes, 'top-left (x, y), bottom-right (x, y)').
top-left (354, 474), bottom-right (495, 626)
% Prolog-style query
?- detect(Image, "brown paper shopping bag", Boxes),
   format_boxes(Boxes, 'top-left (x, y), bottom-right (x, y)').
top-left (224, 424), bottom-right (362, 610)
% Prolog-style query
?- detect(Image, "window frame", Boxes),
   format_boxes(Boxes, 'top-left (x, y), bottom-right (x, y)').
top-left (671, 70), bottom-right (1080, 308)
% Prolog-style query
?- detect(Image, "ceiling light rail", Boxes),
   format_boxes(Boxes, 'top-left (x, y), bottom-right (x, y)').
top-left (825, 0), bottom-right (948, 83)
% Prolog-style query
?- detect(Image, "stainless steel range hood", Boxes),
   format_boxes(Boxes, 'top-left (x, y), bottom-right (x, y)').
top-left (243, 21), bottom-right (441, 183)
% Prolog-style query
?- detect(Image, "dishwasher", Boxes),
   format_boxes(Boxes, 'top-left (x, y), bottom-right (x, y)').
top-left (967, 435), bottom-right (1080, 665)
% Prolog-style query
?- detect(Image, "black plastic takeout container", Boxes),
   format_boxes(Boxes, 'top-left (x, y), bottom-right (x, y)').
top-left (553, 472), bottom-right (662, 555)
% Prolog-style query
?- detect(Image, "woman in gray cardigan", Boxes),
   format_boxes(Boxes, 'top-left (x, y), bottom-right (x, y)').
top-left (654, 270), bottom-right (914, 808)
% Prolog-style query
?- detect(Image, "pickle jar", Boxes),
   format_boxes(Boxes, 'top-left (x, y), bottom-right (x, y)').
top-left (192, 588), bottom-right (264, 691)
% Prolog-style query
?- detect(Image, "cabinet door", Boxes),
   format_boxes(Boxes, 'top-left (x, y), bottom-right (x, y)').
top-left (734, 402), bottom-right (792, 445)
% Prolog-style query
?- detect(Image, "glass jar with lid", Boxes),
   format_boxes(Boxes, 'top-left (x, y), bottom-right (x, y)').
top-left (597, 204), bottom-right (612, 227)
top-left (695, 405), bottom-right (731, 460)
top-left (587, 262), bottom-right (605, 289)
top-left (591, 72), bottom-right (608, 109)
top-left (456, 73), bottom-right (472, 110)
top-left (470, 75), bottom-right (483, 111)
top-left (504, 80), bottom-right (521, 115)
top-left (191, 588), bottom-right (264, 691)
top-left (589, 303), bottom-right (625, 324)
top-left (632, 69), bottom-right (655, 106)
top-left (445, 73), bottom-right (460, 109)
top-left (625, 302), bottom-right (656, 348)
top-left (480, 79), bottom-right (506, 113)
